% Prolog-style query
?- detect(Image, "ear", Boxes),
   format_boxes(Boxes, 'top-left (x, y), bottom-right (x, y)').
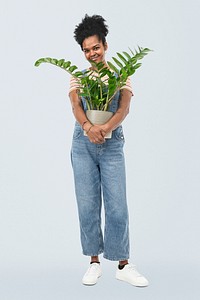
top-left (104, 42), bottom-right (108, 51)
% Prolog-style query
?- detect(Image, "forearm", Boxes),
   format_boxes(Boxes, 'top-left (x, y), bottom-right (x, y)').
top-left (69, 90), bottom-right (92, 130)
top-left (103, 106), bottom-right (129, 132)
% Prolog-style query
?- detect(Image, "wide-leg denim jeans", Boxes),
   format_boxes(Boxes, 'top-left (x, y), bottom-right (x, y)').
top-left (71, 123), bottom-right (130, 261)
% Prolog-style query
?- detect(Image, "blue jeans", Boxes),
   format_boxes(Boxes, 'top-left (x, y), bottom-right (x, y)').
top-left (71, 123), bottom-right (130, 261)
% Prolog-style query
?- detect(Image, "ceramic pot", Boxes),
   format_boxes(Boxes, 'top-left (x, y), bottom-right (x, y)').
top-left (85, 110), bottom-right (113, 138)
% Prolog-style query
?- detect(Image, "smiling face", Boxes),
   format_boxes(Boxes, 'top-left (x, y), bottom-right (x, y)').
top-left (82, 35), bottom-right (108, 65)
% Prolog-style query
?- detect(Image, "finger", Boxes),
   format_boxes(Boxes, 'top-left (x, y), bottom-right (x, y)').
top-left (93, 138), bottom-right (101, 144)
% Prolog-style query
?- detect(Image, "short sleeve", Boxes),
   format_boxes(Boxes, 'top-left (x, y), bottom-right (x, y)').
top-left (120, 76), bottom-right (134, 96)
top-left (68, 76), bottom-right (81, 94)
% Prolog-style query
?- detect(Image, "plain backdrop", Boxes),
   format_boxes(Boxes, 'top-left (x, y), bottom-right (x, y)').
top-left (0, 0), bottom-right (200, 299)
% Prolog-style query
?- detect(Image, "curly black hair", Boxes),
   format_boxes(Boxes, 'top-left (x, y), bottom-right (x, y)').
top-left (74, 14), bottom-right (109, 49)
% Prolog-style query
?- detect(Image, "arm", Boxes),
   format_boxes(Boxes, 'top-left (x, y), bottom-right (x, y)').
top-left (69, 89), bottom-right (89, 127)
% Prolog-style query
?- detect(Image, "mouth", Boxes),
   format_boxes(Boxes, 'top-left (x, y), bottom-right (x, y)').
top-left (90, 55), bottom-right (99, 61)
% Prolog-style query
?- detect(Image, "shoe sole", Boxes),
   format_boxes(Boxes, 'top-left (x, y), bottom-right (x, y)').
top-left (82, 274), bottom-right (102, 286)
top-left (116, 276), bottom-right (149, 287)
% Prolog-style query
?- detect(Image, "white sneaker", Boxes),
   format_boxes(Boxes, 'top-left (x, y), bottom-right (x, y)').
top-left (116, 263), bottom-right (149, 287)
top-left (82, 263), bottom-right (102, 285)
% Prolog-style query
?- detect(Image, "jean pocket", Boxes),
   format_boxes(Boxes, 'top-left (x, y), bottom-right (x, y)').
top-left (73, 125), bottom-right (82, 139)
top-left (114, 126), bottom-right (125, 141)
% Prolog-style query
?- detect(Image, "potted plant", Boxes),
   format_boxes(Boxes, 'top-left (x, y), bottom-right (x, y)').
top-left (35, 46), bottom-right (151, 137)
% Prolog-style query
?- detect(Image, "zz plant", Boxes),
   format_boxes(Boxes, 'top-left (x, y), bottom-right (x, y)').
top-left (35, 47), bottom-right (151, 111)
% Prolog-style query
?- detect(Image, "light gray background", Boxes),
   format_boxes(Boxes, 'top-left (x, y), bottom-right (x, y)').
top-left (1, 0), bottom-right (200, 299)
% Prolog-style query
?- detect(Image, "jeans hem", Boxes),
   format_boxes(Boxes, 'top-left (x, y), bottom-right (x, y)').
top-left (82, 250), bottom-right (104, 256)
top-left (103, 254), bottom-right (129, 261)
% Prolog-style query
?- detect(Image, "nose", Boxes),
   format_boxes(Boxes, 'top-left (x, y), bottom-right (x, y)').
top-left (90, 49), bottom-right (96, 57)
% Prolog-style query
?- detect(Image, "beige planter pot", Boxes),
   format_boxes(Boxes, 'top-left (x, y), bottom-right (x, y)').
top-left (84, 110), bottom-right (114, 138)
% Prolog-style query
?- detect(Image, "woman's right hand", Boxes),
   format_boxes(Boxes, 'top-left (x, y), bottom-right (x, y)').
top-left (86, 125), bottom-right (106, 144)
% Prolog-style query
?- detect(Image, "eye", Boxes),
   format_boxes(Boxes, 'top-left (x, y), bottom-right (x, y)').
top-left (93, 46), bottom-right (100, 51)
top-left (83, 49), bottom-right (89, 54)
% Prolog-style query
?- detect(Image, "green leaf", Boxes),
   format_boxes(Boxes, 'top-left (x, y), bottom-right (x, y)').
top-left (43, 57), bottom-right (52, 62)
top-left (74, 71), bottom-right (83, 77)
top-left (120, 68), bottom-right (128, 78)
top-left (57, 59), bottom-right (65, 66)
top-left (34, 57), bottom-right (52, 66)
top-left (123, 51), bottom-right (131, 60)
top-left (116, 52), bottom-right (127, 64)
top-left (134, 63), bottom-right (142, 69)
top-left (130, 58), bottom-right (137, 65)
top-left (34, 58), bottom-right (43, 66)
top-left (107, 62), bottom-right (120, 74)
top-left (63, 61), bottom-right (71, 68)
top-left (68, 65), bottom-right (78, 72)
top-left (112, 57), bottom-right (124, 68)
top-left (126, 67), bottom-right (135, 76)
top-left (50, 58), bottom-right (58, 65)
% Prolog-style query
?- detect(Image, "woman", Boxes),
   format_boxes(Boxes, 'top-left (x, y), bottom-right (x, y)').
top-left (69, 14), bottom-right (148, 287)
